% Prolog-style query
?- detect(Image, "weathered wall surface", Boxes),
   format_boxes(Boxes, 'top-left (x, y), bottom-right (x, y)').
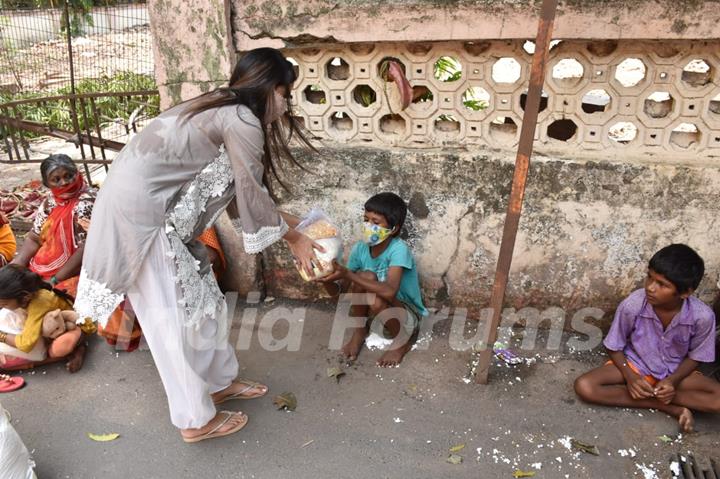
top-left (148, 0), bottom-right (233, 109)
top-left (234, 0), bottom-right (720, 51)
top-left (147, 0), bottom-right (720, 320)
top-left (264, 147), bottom-right (720, 317)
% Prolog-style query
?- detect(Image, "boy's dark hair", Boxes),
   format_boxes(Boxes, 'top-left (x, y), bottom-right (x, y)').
top-left (648, 244), bottom-right (704, 293)
top-left (365, 192), bottom-right (407, 235)
top-left (0, 264), bottom-right (73, 303)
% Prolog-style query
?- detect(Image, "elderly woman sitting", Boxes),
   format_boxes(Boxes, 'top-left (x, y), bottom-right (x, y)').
top-left (12, 154), bottom-right (96, 295)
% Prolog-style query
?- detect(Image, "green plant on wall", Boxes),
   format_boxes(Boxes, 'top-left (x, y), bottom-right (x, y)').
top-left (434, 56), bottom-right (489, 112)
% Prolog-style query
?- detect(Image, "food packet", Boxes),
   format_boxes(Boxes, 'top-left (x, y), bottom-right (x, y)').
top-left (294, 209), bottom-right (343, 281)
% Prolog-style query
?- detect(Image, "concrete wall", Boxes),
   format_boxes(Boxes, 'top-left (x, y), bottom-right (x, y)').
top-left (263, 147), bottom-right (720, 317)
top-left (147, 0), bottom-right (720, 321)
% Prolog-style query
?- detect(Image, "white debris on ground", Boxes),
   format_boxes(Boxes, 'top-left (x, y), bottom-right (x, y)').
top-left (365, 332), bottom-right (393, 350)
top-left (635, 463), bottom-right (659, 479)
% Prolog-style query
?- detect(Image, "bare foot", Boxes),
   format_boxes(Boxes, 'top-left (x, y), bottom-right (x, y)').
top-left (66, 343), bottom-right (87, 373)
top-left (212, 379), bottom-right (268, 404)
top-left (341, 328), bottom-right (368, 361)
top-left (377, 341), bottom-right (412, 368)
top-left (180, 411), bottom-right (248, 442)
top-left (678, 407), bottom-right (694, 433)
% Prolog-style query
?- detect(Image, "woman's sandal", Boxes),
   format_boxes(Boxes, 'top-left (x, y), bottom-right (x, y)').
top-left (213, 378), bottom-right (268, 404)
top-left (182, 411), bottom-right (248, 444)
top-left (0, 374), bottom-right (25, 393)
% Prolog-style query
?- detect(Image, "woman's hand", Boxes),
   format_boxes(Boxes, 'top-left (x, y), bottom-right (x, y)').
top-left (284, 230), bottom-right (325, 276)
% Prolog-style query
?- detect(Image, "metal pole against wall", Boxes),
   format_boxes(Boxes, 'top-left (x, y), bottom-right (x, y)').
top-left (474, 0), bottom-right (559, 385)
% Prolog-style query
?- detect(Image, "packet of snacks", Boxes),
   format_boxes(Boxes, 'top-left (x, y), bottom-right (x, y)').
top-left (294, 209), bottom-right (343, 281)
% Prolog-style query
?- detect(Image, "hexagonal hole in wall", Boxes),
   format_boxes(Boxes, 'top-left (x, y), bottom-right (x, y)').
top-left (608, 121), bottom-right (638, 145)
top-left (462, 86), bottom-right (490, 111)
top-left (670, 123), bottom-right (701, 149)
top-left (352, 84), bottom-right (377, 107)
top-left (586, 40), bottom-right (618, 57)
top-left (710, 93), bottom-right (720, 115)
top-left (379, 114), bottom-right (406, 135)
top-left (349, 43), bottom-right (375, 55)
top-left (303, 85), bottom-right (327, 104)
top-left (378, 56), bottom-right (407, 83)
top-left (614, 58), bottom-right (646, 88)
top-left (520, 89), bottom-right (549, 112)
top-left (463, 41), bottom-right (491, 56)
top-left (552, 58), bottom-right (584, 86)
top-left (489, 116), bottom-right (518, 143)
top-left (492, 57), bottom-right (521, 84)
top-left (523, 41), bottom-right (535, 55)
top-left (434, 56), bottom-right (462, 82)
top-left (581, 89), bottom-right (611, 113)
top-left (681, 59), bottom-right (712, 87)
top-left (412, 85), bottom-right (433, 104)
top-left (326, 57), bottom-right (351, 81)
top-left (643, 91), bottom-right (675, 118)
top-left (286, 57), bottom-right (300, 78)
top-left (434, 114), bottom-right (461, 133)
top-left (329, 111), bottom-right (353, 132)
top-left (547, 119), bottom-right (578, 141)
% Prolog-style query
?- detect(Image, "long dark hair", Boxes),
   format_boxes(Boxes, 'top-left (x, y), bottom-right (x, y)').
top-left (181, 47), bottom-right (314, 199)
top-left (0, 264), bottom-right (74, 304)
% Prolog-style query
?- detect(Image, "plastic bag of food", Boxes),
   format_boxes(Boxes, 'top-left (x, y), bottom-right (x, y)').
top-left (294, 209), bottom-right (343, 281)
top-left (0, 402), bottom-right (37, 479)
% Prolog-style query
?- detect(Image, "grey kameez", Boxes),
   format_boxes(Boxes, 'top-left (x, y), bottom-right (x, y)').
top-left (74, 102), bottom-right (288, 326)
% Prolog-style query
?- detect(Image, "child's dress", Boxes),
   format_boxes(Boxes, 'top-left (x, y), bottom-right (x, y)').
top-left (0, 290), bottom-right (73, 366)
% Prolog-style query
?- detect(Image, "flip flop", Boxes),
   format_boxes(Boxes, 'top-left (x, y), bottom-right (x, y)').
top-left (213, 378), bottom-right (268, 404)
top-left (0, 374), bottom-right (25, 393)
top-left (182, 411), bottom-right (248, 444)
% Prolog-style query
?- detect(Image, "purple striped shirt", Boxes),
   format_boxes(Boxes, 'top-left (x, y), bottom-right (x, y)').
top-left (604, 288), bottom-right (716, 380)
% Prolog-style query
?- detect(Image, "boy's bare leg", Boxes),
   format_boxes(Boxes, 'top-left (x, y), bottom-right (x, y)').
top-left (670, 373), bottom-right (720, 416)
top-left (341, 272), bottom-right (375, 360)
top-left (575, 364), bottom-right (695, 432)
top-left (377, 300), bottom-right (417, 368)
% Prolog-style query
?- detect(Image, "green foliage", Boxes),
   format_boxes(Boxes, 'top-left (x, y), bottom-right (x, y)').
top-left (0, 71), bottom-right (158, 139)
top-left (60, 0), bottom-right (94, 37)
top-left (434, 56), bottom-right (462, 83)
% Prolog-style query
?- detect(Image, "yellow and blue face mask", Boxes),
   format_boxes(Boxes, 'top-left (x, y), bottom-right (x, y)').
top-left (362, 222), bottom-right (393, 246)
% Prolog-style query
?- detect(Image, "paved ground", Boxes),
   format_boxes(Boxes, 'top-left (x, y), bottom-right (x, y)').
top-left (1, 300), bottom-right (718, 479)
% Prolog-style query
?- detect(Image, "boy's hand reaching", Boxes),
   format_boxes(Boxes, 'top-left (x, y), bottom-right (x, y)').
top-left (316, 261), bottom-right (347, 283)
top-left (626, 374), bottom-right (655, 400)
top-left (653, 379), bottom-right (676, 404)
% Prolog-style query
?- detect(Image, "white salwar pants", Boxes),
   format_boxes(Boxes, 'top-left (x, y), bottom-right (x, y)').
top-left (127, 231), bottom-right (238, 429)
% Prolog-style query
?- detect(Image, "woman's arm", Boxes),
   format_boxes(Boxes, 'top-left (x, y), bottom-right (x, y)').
top-left (53, 243), bottom-right (85, 282)
top-left (279, 211), bottom-right (301, 229)
top-left (11, 231), bottom-right (41, 266)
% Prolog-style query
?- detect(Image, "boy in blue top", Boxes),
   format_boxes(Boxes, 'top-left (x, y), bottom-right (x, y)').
top-left (319, 192), bottom-right (428, 367)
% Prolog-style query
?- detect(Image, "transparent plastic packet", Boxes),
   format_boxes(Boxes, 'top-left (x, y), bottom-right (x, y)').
top-left (294, 208), bottom-right (344, 281)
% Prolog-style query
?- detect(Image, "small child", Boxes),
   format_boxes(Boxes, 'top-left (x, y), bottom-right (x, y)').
top-left (574, 244), bottom-right (719, 432)
top-left (0, 264), bottom-right (88, 372)
top-left (319, 192), bottom-right (428, 367)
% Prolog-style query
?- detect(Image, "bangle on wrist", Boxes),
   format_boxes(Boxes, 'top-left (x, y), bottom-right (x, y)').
top-left (50, 275), bottom-right (58, 286)
top-left (0, 332), bottom-right (7, 343)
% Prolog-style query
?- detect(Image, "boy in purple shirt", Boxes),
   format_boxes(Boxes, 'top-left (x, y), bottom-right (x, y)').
top-left (575, 244), bottom-right (719, 432)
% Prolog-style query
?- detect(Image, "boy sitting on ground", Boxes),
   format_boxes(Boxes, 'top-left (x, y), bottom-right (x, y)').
top-left (319, 192), bottom-right (428, 367)
top-left (574, 244), bottom-right (719, 432)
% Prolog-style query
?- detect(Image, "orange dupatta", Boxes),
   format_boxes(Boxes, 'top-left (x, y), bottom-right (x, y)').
top-left (29, 174), bottom-right (85, 279)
